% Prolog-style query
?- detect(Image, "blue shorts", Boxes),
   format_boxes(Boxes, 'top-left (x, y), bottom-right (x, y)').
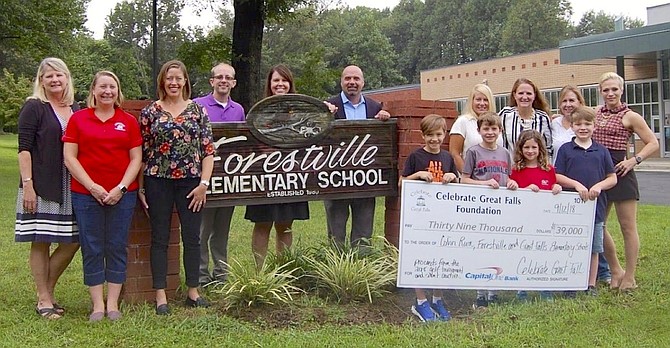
top-left (592, 222), bottom-right (604, 254)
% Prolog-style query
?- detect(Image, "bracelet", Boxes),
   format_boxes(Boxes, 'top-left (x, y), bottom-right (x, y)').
top-left (200, 180), bottom-right (210, 187)
top-left (139, 188), bottom-right (146, 194)
top-left (22, 177), bottom-right (32, 183)
top-left (89, 183), bottom-right (96, 191)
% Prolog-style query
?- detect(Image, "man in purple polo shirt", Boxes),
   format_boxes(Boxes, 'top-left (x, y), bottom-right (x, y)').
top-left (193, 63), bottom-right (245, 286)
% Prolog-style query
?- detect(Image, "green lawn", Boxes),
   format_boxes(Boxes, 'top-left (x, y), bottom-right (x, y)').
top-left (1, 134), bottom-right (669, 347)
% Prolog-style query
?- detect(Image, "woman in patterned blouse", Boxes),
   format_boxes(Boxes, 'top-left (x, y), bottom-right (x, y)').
top-left (139, 60), bottom-right (215, 315)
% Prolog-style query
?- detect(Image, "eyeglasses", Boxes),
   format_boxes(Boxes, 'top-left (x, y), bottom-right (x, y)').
top-left (212, 75), bottom-right (235, 81)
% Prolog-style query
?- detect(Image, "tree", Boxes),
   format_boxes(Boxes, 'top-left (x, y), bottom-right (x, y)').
top-left (573, 10), bottom-right (645, 38)
top-left (0, 0), bottom-right (89, 76)
top-left (231, 0), bottom-right (312, 111)
top-left (0, 69), bottom-right (32, 133)
top-left (104, 0), bottom-right (187, 98)
top-left (501, 0), bottom-right (572, 54)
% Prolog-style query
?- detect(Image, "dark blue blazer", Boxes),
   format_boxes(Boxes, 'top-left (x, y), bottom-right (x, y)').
top-left (327, 94), bottom-right (383, 120)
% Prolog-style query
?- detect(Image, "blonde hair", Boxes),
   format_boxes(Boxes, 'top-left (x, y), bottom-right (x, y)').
top-left (513, 130), bottom-right (550, 171)
top-left (30, 57), bottom-right (75, 105)
top-left (599, 72), bottom-right (624, 89)
top-left (157, 60), bottom-right (191, 101)
top-left (463, 84), bottom-right (494, 119)
top-left (86, 71), bottom-right (125, 108)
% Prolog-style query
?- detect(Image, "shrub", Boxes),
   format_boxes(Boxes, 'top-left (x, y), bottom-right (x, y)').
top-left (215, 259), bottom-right (303, 309)
top-left (267, 242), bottom-right (320, 291)
top-left (306, 241), bottom-right (397, 303)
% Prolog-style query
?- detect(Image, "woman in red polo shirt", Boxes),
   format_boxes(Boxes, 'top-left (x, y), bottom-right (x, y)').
top-left (63, 71), bottom-right (142, 322)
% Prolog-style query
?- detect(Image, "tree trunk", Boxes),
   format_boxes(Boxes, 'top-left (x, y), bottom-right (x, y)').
top-left (231, 0), bottom-right (265, 112)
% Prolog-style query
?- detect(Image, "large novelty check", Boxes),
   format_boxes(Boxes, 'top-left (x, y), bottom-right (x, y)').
top-left (397, 180), bottom-right (596, 290)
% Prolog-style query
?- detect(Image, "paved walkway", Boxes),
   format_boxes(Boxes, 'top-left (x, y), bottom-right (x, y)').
top-left (634, 158), bottom-right (669, 205)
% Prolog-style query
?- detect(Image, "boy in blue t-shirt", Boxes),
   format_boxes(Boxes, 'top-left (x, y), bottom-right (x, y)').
top-left (555, 106), bottom-right (617, 295)
top-left (400, 114), bottom-right (458, 322)
top-left (461, 112), bottom-right (518, 308)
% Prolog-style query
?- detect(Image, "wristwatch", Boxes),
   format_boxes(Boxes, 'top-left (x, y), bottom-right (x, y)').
top-left (635, 155), bottom-right (643, 165)
top-left (117, 184), bottom-right (128, 194)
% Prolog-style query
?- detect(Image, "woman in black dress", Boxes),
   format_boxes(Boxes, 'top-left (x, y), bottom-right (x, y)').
top-left (246, 64), bottom-right (309, 267)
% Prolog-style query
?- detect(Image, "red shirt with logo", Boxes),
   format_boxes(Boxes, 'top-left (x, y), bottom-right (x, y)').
top-left (63, 108), bottom-right (142, 194)
top-left (510, 165), bottom-right (557, 190)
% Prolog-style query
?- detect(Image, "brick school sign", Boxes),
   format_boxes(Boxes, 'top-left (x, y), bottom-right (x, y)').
top-left (206, 94), bottom-right (398, 207)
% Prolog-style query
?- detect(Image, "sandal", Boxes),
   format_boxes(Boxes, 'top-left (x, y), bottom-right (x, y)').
top-left (53, 303), bottom-right (65, 315)
top-left (36, 307), bottom-right (62, 320)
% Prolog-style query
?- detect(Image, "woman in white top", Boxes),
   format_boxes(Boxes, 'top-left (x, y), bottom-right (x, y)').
top-left (551, 86), bottom-right (584, 163)
top-left (499, 78), bottom-right (553, 158)
top-left (449, 83), bottom-right (502, 172)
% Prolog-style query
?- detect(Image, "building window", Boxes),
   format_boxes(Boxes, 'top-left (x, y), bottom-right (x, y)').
top-left (494, 95), bottom-right (509, 113)
top-left (554, 59), bottom-right (559, 64)
top-left (511, 66), bottom-right (515, 71)
top-left (451, 99), bottom-right (467, 114)
top-left (580, 86), bottom-right (599, 107)
top-left (442, 76), bottom-right (445, 80)
top-left (542, 89), bottom-right (560, 115)
top-left (625, 80), bottom-right (659, 132)
top-left (502, 67), bottom-right (506, 72)
top-left (532, 62), bottom-right (537, 68)
top-left (522, 64), bottom-right (526, 69)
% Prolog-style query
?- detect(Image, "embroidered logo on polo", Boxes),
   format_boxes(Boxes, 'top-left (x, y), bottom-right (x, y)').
top-left (114, 122), bottom-right (127, 131)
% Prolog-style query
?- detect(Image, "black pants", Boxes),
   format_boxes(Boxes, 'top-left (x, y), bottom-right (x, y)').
top-left (146, 177), bottom-right (201, 289)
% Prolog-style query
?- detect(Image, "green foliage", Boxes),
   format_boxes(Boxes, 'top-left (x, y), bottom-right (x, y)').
top-left (306, 244), bottom-right (397, 303)
top-left (267, 242), bottom-right (320, 291)
top-left (0, 69), bottom-right (32, 133)
top-left (216, 259), bottom-right (303, 309)
top-left (178, 28), bottom-right (233, 97)
top-left (573, 10), bottom-right (645, 38)
top-left (501, 0), bottom-right (573, 54)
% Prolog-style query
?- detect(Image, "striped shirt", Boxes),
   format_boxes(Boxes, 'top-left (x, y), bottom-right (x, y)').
top-left (499, 106), bottom-right (553, 155)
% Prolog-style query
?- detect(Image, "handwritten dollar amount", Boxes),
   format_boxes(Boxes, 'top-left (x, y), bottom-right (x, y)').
top-left (551, 223), bottom-right (585, 236)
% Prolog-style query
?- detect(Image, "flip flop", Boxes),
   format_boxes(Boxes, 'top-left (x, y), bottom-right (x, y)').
top-left (53, 303), bottom-right (65, 315)
top-left (36, 307), bottom-right (61, 320)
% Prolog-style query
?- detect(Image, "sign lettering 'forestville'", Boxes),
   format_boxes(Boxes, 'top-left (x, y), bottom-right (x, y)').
top-left (205, 94), bottom-right (398, 207)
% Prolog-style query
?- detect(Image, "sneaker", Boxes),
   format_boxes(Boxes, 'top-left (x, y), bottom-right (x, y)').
top-left (586, 286), bottom-right (598, 297)
top-left (430, 300), bottom-right (452, 321)
top-left (539, 291), bottom-right (554, 302)
top-left (516, 291), bottom-right (528, 302)
top-left (472, 296), bottom-right (488, 309)
top-left (411, 301), bottom-right (437, 322)
top-left (487, 294), bottom-right (499, 305)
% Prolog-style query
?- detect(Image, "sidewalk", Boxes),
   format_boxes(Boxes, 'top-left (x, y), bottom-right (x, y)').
top-left (636, 158), bottom-right (670, 172)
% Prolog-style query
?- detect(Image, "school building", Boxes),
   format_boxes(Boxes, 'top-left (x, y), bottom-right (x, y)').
top-left (372, 3), bottom-right (670, 158)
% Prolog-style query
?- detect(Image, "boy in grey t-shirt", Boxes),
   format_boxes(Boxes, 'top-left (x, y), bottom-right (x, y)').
top-left (461, 112), bottom-right (518, 309)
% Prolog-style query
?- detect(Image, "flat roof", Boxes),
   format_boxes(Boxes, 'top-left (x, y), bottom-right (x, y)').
top-left (559, 21), bottom-right (670, 64)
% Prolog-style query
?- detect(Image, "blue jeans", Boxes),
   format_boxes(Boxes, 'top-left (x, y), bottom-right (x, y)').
top-left (597, 253), bottom-right (611, 281)
top-left (145, 177), bottom-right (202, 289)
top-left (72, 191), bottom-right (137, 286)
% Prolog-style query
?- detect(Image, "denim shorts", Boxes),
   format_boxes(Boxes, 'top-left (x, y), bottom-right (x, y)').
top-left (592, 221), bottom-right (604, 254)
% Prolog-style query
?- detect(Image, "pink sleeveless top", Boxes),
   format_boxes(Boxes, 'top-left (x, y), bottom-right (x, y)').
top-left (593, 103), bottom-right (632, 151)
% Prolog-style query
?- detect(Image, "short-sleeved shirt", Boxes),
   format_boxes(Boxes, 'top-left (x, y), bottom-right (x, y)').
top-left (450, 114), bottom-right (503, 156)
top-left (139, 101), bottom-right (215, 179)
top-left (402, 148), bottom-right (458, 181)
top-left (511, 165), bottom-right (557, 190)
top-left (62, 108), bottom-right (142, 194)
top-left (554, 140), bottom-right (615, 223)
top-left (551, 116), bottom-right (574, 165)
top-left (463, 144), bottom-right (512, 186)
top-left (193, 93), bottom-right (245, 123)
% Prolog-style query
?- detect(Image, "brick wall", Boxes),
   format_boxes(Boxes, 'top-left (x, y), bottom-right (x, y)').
top-left (382, 99), bottom-right (457, 247)
top-left (367, 87), bottom-right (421, 104)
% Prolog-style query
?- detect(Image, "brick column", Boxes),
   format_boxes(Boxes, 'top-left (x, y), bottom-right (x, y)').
top-left (120, 100), bottom-right (182, 304)
top-left (382, 100), bottom-right (457, 247)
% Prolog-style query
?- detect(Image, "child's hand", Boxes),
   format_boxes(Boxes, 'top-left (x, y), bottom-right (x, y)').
top-left (528, 184), bottom-right (540, 192)
top-left (551, 184), bottom-right (562, 195)
top-left (588, 185), bottom-right (602, 200)
top-left (574, 183), bottom-right (589, 201)
top-left (442, 173), bottom-right (457, 184)
top-left (507, 179), bottom-right (518, 190)
top-left (414, 171), bottom-right (433, 182)
top-left (486, 179), bottom-right (500, 189)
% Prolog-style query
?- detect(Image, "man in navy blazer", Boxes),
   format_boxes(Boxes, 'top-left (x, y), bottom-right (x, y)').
top-left (324, 65), bottom-right (391, 249)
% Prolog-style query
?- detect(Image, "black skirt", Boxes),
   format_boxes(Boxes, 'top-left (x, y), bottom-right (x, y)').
top-left (244, 202), bottom-right (310, 223)
top-left (606, 150), bottom-right (639, 201)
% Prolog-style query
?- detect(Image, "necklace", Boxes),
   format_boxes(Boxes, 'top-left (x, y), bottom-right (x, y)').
top-left (519, 117), bottom-right (533, 131)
